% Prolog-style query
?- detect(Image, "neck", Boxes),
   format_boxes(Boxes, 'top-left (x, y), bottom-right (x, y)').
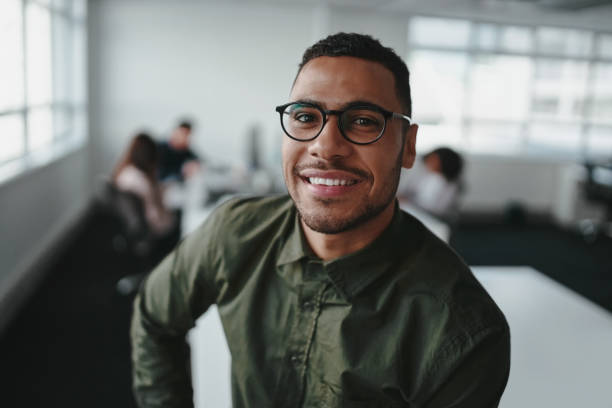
top-left (301, 201), bottom-right (396, 261)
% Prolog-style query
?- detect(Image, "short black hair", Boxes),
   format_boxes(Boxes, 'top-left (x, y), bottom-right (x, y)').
top-left (297, 32), bottom-right (412, 116)
top-left (177, 120), bottom-right (192, 131)
top-left (425, 147), bottom-right (464, 182)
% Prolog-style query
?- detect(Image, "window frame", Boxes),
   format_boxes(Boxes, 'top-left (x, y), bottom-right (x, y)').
top-left (0, 0), bottom-right (88, 184)
top-left (407, 15), bottom-right (612, 160)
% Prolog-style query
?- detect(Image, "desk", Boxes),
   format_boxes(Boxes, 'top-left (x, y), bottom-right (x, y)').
top-left (188, 305), bottom-right (231, 408)
top-left (473, 266), bottom-right (612, 408)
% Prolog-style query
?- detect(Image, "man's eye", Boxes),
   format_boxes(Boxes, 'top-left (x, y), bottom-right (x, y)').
top-left (295, 113), bottom-right (315, 123)
top-left (353, 117), bottom-right (380, 127)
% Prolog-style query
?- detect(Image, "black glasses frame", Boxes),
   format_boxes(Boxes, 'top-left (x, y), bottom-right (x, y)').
top-left (275, 101), bottom-right (412, 145)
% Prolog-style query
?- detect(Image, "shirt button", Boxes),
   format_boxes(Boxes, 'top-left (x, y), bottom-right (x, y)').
top-left (290, 355), bottom-right (300, 365)
top-left (303, 301), bottom-right (313, 310)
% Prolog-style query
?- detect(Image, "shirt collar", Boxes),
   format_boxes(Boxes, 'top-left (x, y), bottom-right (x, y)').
top-left (276, 206), bottom-right (311, 267)
top-left (276, 201), bottom-right (423, 300)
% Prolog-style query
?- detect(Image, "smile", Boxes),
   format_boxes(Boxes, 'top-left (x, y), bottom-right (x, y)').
top-left (308, 177), bottom-right (358, 186)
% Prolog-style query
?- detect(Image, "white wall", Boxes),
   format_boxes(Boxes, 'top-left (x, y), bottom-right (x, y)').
top-left (0, 148), bottom-right (91, 331)
top-left (88, 0), bottom-right (594, 215)
top-left (88, 0), bottom-right (321, 178)
top-left (461, 154), bottom-right (570, 214)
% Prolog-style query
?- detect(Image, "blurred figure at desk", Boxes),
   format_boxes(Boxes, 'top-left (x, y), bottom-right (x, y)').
top-left (398, 146), bottom-right (464, 220)
top-left (157, 119), bottom-right (202, 182)
top-left (113, 132), bottom-right (177, 237)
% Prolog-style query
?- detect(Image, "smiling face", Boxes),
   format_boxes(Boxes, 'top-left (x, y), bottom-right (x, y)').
top-left (282, 56), bottom-right (417, 236)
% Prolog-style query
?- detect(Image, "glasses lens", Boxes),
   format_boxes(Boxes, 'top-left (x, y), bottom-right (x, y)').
top-left (340, 108), bottom-right (386, 144)
top-left (281, 103), bottom-right (323, 141)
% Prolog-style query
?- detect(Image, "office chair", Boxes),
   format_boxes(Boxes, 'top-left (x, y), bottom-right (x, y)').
top-left (93, 179), bottom-right (153, 295)
top-left (579, 161), bottom-right (612, 242)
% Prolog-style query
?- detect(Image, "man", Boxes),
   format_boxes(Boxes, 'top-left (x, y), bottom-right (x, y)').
top-left (131, 33), bottom-right (510, 407)
top-left (157, 120), bottom-right (201, 182)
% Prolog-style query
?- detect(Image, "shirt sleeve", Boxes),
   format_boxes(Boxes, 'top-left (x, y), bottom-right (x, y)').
top-left (130, 215), bottom-right (221, 407)
top-left (422, 324), bottom-right (511, 408)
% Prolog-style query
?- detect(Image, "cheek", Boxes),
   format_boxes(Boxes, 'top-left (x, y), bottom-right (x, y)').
top-left (281, 140), bottom-right (298, 176)
top-left (366, 142), bottom-right (403, 182)
top-left (281, 141), bottom-right (290, 167)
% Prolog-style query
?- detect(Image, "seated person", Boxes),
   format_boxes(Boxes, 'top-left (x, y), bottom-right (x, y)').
top-left (398, 146), bottom-right (464, 219)
top-left (157, 120), bottom-right (201, 182)
top-left (112, 132), bottom-right (176, 236)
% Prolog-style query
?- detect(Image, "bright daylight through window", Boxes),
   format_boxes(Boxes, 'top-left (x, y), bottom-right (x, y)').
top-left (408, 16), bottom-right (612, 159)
top-left (0, 0), bottom-right (87, 180)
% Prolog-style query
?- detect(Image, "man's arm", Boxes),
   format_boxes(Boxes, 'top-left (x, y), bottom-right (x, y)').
top-left (130, 237), bottom-right (217, 408)
top-left (422, 325), bottom-right (511, 408)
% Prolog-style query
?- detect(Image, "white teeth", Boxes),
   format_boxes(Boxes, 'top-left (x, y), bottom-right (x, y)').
top-left (308, 177), bottom-right (355, 186)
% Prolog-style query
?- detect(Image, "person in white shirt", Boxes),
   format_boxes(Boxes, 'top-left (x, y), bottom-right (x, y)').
top-left (112, 133), bottom-right (176, 235)
top-left (398, 147), bottom-right (464, 219)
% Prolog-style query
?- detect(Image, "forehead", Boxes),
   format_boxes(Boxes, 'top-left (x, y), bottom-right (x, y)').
top-left (290, 56), bottom-right (400, 110)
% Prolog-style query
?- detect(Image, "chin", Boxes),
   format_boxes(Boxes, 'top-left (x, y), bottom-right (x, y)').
top-left (297, 200), bottom-right (389, 235)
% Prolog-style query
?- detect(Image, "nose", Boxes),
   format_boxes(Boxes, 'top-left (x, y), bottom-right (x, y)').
top-left (306, 115), bottom-right (353, 160)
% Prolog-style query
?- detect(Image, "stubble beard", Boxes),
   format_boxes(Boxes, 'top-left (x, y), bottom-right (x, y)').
top-left (291, 151), bottom-right (404, 235)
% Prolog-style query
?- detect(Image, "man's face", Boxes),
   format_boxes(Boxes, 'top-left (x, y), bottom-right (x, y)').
top-left (282, 56), bottom-right (417, 234)
top-left (171, 127), bottom-right (191, 150)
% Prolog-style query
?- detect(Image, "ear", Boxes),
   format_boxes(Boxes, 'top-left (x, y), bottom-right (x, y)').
top-left (401, 124), bottom-right (418, 169)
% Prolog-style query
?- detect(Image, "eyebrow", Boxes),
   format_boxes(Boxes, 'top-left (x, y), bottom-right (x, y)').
top-left (293, 98), bottom-right (387, 111)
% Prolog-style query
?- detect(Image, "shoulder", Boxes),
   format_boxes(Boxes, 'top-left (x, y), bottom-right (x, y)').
top-left (117, 164), bottom-right (146, 179)
top-left (185, 194), bottom-right (295, 256)
top-left (115, 165), bottom-right (151, 193)
top-left (204, 194), bottom-right (294, 232)
top-left (394, 209), bottom-right (508, 344)
top-left (177, 195), bottom-right (295, 296)
top-left (388, 213), bottom-right (509, 392)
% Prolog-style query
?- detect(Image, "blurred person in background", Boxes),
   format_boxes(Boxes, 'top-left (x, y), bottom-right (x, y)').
top-left (398, 146), bottom-right (465, 220)
top-left (157, 119), bottom-right (202, 182)
top-left (113, 132), bottom-right (177, 237)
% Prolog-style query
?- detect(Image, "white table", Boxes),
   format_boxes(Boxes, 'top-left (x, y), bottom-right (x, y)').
top-left (188, 305), bottom-right (231, 408)
top-left (473, 266), bottom-right (612, 408)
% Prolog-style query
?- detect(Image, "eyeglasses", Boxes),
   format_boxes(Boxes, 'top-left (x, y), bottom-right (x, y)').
top-left (275, 101), bottom-right (412, 145)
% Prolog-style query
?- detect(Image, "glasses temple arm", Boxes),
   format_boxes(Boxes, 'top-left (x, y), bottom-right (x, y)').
top-left (392, 113), bottom-right (412, 124)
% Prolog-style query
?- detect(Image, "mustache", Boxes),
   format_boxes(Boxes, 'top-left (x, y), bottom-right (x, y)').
top-left (294, 160), bottom-right (371, 181)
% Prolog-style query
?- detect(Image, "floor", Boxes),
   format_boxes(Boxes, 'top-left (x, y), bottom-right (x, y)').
top-left (450, 221), bottom-right (612, 312)
top-left (0, 210), bottom-right (610, 407)
top-left (0, 211), bottom-right (142, 408)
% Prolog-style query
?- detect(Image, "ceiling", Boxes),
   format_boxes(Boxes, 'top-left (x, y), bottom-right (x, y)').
top-left (248, 0), bottom-right (612, 31)
top-left (311, 0), bottom-right (612, 11)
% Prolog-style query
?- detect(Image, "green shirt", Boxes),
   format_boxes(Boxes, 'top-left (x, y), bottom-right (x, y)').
top-left (131, 195), bottom-right (510, 407)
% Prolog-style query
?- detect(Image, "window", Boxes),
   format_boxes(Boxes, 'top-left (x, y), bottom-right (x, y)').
top-left (532, 59), bottom-right (588, 120)
top-left (499, 25), bottom-right (533, 53)
top-left (408, 16), bottom-right (612, 159)
top-left (588, 63), bottom-right (612, 123)
top-left (409, 17), bottom-right (471, 49)
top-left (408, 50), bottom-right (467, 153)
top-left (536, 27), bottom-right (592, 57)
top-left (0, 0), bottom-right (87, 180)
top-left (596, 34), bottom-right (612, 59)
top-left (467, 55), bottom-right (532, 121)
